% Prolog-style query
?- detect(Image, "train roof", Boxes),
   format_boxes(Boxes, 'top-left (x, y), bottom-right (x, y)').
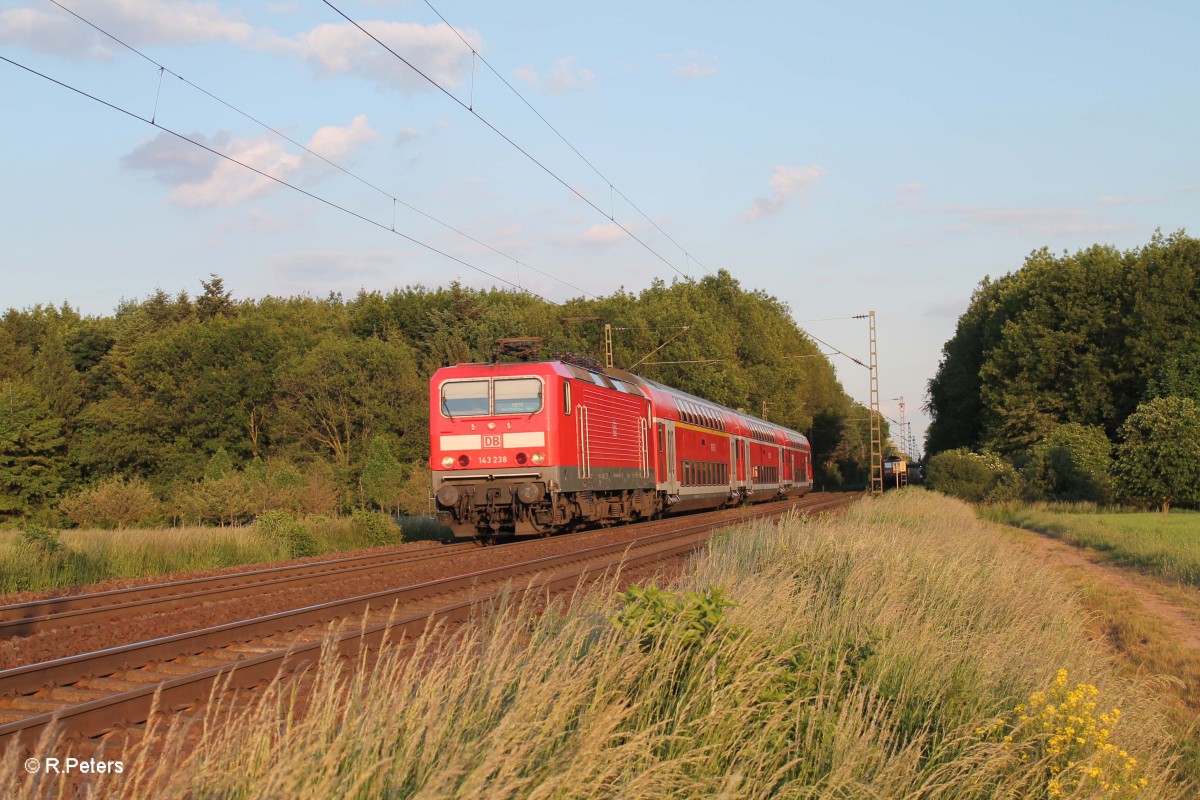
top-left (434, 360), bottom-right (809, 447)
top-left (609, 368), bottom-right (809, 448)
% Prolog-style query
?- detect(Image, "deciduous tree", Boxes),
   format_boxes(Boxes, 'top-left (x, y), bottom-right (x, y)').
top-left (1113, 397), bottom-right (1200, 512)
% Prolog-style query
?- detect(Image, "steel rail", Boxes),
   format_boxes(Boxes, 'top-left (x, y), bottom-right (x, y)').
top-left (0, 496), bottom-right (826, 638)
top-left (0, 543), bottom-right (478, 639)
top-left (0, 499), bottom-right (814, 696)
top-left (0, 495), bottom-right (854, 752)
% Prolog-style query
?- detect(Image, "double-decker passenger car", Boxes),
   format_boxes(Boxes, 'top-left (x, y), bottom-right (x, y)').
top-left (430, 360), bottom-right (813, 540)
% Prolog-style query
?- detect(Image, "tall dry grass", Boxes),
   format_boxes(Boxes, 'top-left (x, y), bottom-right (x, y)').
top-left (3, 489), bottom-right (1193, 798)
top-left (0, 513), bottom-right (415, 596)
top-left (0, 526), bottom-right (287, 595)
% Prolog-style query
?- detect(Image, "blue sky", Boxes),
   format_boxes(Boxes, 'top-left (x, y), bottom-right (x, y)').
top-left (2, 0), bottom-right (1198, 452)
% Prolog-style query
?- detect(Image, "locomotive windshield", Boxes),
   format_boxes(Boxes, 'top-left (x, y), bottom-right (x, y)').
top-left (494, 378), bottom-right (543, 414)
top-left (439, 377), bottom-right (543, 416)
top-left (441, 380), bottom-right (489, 416)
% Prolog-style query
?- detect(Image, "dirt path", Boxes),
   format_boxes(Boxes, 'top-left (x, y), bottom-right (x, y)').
top-left (1001, 523), bottom-right (1200, 714)
top-left (1011, 527), bottom-right (1200, 649)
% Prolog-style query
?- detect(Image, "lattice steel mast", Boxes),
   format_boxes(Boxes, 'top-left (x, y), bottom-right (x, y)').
top-left (869, 310), bottom-right (883, 495)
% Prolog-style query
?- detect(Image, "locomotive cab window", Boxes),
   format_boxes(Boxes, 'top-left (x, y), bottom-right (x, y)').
top-left (441, 380), bottom-right (489, 416)
top-left (494, 378), bottom-right (543, 414)
top-left (563, 379), bottom-right (572, 415)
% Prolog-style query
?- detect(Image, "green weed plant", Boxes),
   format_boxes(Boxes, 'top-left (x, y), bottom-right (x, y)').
top-left (11, 490), bottom-right (1193, 799)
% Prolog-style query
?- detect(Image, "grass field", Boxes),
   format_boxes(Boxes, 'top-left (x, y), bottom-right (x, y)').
top-left (0, 513), bottom-right (446, 597)
top-left (8, 490), bottom-right (1193, 799)
top-left (983, 505), bottom-right (1200, 587)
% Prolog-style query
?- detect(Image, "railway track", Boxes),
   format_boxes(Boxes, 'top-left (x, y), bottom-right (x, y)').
top-left (0, 499), bottom-right (820, 648)
top-left (0, 493), bottom-right (854, 754)
top-left (0, 542), bottom-right (477, 639)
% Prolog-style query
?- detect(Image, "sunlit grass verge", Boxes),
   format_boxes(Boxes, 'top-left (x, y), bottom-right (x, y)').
top-left (4, 490), bottom-right (1193, 798)
top-left (983, 505), bottom-right (1200, 587)
top-left (0, 512), bottom-right (412, 597)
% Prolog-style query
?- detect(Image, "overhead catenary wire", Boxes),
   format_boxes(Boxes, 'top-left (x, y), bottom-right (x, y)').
top-left (41, 0), bottom-right (598, 301)
top-left (795, 315), bottom-right (867, 323)
top-left (321, 0), bottom-right (694, 282)
top-left (0, 53), bottom-right (553, 305)
top-left (805, 332), bottom-right (867, 369)
top-left (638, 359), bottom-right (725, 365)
top-left (421, 0), bottom-right (715, 278)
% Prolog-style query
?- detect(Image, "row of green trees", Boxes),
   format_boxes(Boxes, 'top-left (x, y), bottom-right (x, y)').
top-left (1, 272), bottom-right (880, 527)
top-left (926, 398), bottom-right (1200, 510)
top-left (925, 231), bottom-right (1200, 509)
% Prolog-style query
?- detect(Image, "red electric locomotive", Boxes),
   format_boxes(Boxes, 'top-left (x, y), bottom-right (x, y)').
top-left (429, 359), bottom-right (813, 540)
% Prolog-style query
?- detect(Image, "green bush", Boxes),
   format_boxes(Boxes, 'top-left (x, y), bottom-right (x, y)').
top-left (350, 508), bottom-right (403, 547)
top-left (1021, 423), bottom-right (1113, 503)
top-left (926, 448), bottom-right (1021, 503)
top-left (58, 475), bottom-right (162, 528)
top-left (18, 522), bottom-right (63, 555)
top-left (253, 510), bottom-right (318, 558)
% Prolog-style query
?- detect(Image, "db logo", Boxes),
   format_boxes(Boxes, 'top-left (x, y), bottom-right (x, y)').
top-left (482, 435), bottom-right (502, 448)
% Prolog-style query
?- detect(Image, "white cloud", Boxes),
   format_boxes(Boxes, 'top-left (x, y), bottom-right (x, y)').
top-left (0, 0), bottom-right (252, 57)
top-left (662, 50), bottom-right (719, 82)
top-left (743, 165), bottom-right (826, 221)
top-left (894, 182), bottom-right (927, 207)
top-left (0, 6), bottom-right (107, 57)
top-left (307, 114), bottom-right (377, 160)
top-left (122, 116), bottom-right (378, 207)
top-left (543, 220), bottom-right (644, 249)
top-left (579, 222), bottom-right (626, 244)
top-left (262, 21), bottom-right (480, 92)
top-left (943, 205), bottom-right (1132, 236)
top-left (514, 57), bottom-right (594, 94)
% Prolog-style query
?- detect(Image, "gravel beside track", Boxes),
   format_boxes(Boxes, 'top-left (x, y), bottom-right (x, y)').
top-left (1, 497), bottom-right (836, 669)
top-left (0, 494), bottom-right (855, 754)
top-left (0, 540), bottom-right (446, 607)
top-left (0, 543), bottom-right (479, 666)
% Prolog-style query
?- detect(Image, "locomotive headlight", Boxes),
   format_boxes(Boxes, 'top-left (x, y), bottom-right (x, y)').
top-left (531, 452), bottom-right (545, 465)
top-left (440, 456), bottom-right (455, 468)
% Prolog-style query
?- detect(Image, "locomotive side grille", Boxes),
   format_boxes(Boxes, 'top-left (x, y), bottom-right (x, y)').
top-left (638, 417), bottom-right (649, 478)
top-left (576, 404), bottom-right (591, 479)
top-left (577, 384), bottom-right (647, 467)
